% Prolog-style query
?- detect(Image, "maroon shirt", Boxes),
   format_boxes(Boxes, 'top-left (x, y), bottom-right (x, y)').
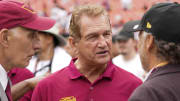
top-left (32, 59), bottom-right (142, 101)
top-left (8, 68), bottom-right (34, 101)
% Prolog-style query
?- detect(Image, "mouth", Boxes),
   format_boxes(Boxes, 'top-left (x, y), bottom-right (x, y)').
top-left (27, 55), bottom-right (33, 60)
top-left (96, 50), bottom-right (108, 55)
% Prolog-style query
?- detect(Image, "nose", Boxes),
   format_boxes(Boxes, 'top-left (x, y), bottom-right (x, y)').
top-left (97, 35), bottom-right (107, 48)
top-left (32, 32), bottom-right (41, 51)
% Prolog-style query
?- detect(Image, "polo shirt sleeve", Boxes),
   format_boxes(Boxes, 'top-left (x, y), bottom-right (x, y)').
top-left (128, 84), bottom-right (160, 101)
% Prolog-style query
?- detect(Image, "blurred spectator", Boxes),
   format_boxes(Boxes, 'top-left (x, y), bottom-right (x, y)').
top-left (50, 1), bottom-right (69, 30)
top-left (62, 33), bottom-right (77, 58)
top-left (113, 20), bottom-right (146, 80)
top-left (111, 34), bottom-right (120, 58)
top-left (121, 0), bottom-right (132, 10)
top-left (26, 24), bottom-right (71, 76)
top-left (29, 0), bottom-right (53, 16)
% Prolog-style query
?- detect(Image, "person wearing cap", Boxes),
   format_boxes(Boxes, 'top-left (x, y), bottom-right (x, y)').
top-left (31, 4), bottom-right (142, 101)
top-left (128, 2), bottom-right (180, 101)
top-left (0, 0), bottom-right (55, 101)
top-left (111, 34), bottom-right (120, 58)
top-left (26, 24), bottom-right (72, 76)
top-left (113, 20), bottom-right (146, 80)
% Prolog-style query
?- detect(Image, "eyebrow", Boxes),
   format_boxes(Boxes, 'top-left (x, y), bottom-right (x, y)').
top-left (85, 30), bottom-right (111, 38)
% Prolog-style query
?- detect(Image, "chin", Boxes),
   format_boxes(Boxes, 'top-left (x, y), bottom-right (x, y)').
top-left (96, 56), bottom-right (111, 65)
top-left (20, 61), bottom-right (30, 68)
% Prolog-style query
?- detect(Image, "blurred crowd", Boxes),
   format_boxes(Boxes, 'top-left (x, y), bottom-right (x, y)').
top-left (29, 0), bottom-right (180, 34)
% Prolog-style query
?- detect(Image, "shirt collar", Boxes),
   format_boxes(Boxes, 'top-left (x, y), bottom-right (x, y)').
top-left (101, 60), bottom-right (114, 80)
top-left (146, 64), bottom-right (180, 81)
top-left (8, 68), bottom-right (17, 78)
top-left (0, 64), bottom-right (8, 90)
top-left (144, 68), bottom-right (155, 82)
top-left (68, 58), bottom-right (114, 80)
top-left (68, 58), bottom-right (83, 79)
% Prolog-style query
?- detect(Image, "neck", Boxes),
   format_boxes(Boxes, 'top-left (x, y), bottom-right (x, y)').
top-left (38, 45), bottom-right (54, 61)
top-left (147, 56), bottom-right (168, 71)
top-left (75, 59), bottom-right (107, 83)
top-left (0, 50), bottom-right (11, 72)
top-left (0, 62), bottom-right (11, 72)
top-left (122, 50), bottom-right (137, 61)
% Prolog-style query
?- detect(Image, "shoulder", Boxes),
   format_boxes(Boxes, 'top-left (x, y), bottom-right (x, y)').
top-left (9, 68), bottom-right (34, 84)
top-left (128, 83), bottom-right (158, 101)
top-left (129, 77), bottom-right (174, 101)
top-left (111, 64), bottom-right (142, 94)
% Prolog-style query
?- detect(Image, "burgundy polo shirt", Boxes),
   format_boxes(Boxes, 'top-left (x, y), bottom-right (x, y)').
top-left (8, 68), bottom-right (34, 101)
top-left (32, 58), bottom-right (142, 101)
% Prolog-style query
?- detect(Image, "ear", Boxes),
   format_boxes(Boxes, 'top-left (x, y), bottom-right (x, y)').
top-left (68, 36), bottom-right (78, 48)
top-left (68, 36), bottom-right (79, 55)
top-left (0, 29), bottom-right (9, 47)
top-left (145, 35), bottom-right (154, 52)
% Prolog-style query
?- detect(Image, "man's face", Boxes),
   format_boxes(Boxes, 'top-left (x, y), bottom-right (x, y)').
top-left (137, 31), bottom-right (149, 72)
top-left (37, 32), bottom-right (53, 53)
top-left (76, 15), bottom-right (112, 65)
top-left (117, 38), bottom-right (137, 55)
top-left (4, 27), bottom-right (40, 68)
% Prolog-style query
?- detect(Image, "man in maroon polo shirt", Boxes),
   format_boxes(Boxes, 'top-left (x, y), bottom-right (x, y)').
top-left (0, 0), bottom-right (55, 101)
top-left (32, 5), bottom-right (142, 101)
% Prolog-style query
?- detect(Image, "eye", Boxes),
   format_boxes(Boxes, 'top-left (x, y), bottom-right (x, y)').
top-left (85, 33), bottom-right (98, 41)
top-left (103, 31), bottom-right (111, 38)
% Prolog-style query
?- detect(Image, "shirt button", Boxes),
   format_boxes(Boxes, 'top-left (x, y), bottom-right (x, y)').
top-left (90, 87), bottom-right (94, 90)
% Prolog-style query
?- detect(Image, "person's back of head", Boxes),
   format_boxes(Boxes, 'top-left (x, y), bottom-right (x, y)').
top-left (131, 2), bottom-right (180, 71)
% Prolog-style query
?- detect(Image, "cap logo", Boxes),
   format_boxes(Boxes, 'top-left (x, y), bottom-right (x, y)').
top-left (59, 96), bottom-right (76, 101)
top-left (21, 5), bottom-right (35, 14)
top-left (133, 24), bottom-right (139, 29)
top-left (146, 22), bottom-right (152, 29)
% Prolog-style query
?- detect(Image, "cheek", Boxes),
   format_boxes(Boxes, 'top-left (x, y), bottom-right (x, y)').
top-left (19, 39), bottom-right (33, 53)
top-left (106, 39), bottom-right (112, 49)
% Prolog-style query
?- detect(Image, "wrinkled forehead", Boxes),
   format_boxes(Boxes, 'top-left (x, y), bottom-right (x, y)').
top-left (80, 15), bottom-right (111, 36)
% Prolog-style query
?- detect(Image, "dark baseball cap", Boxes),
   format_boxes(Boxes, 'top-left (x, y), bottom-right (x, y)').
top-left (0, 0), bottom-right (55, 30)
top-left (132, 2), bottom-right (180, 43)
top-left (116, 20), bottom-right (140, 41)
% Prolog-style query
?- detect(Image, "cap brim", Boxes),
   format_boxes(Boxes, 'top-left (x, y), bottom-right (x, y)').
top-left (53, 34), bottom-right (66, 46)
top-left (21, 16), bottom-right (55, 31)
top-left (123, 20), bottom-right (142, 32)
top-left (116, 35), bottom-right (129, 41)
